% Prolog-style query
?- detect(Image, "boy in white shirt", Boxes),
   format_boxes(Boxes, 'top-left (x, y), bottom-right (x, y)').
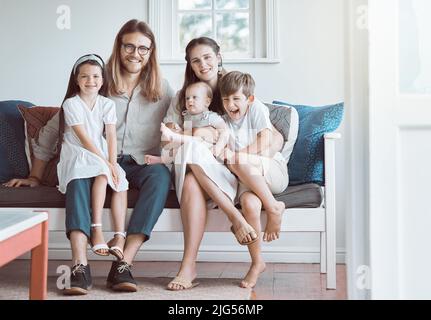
top-left (220, 71), bottom-right (289, 288)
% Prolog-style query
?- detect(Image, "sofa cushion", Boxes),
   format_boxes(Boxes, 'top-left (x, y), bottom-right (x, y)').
top-left (266, 103), bottom-right (299, 165)
top-left (0, 184), bottom-right (322, 209)
top-left (274, 183), bottom-right (323, 208)
top-left (0, 187), bottom-right (181, 209)
top-left (0, 101), bottom-right (34, 183)
top-left (273, 101), bottom-right (344, 186)
top-left (17, 105), bottom-right (61, 187)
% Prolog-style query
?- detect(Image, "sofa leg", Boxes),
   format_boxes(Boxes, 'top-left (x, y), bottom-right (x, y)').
top-left (326, 213), bottom-right (337, 289)
top-left (320, 232), bottom-right (327, 274)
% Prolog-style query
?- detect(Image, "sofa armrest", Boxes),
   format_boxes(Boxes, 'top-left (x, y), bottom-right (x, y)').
top-left (324, 132), bottom-right (342, 140)
top-left (323, 131), bottom-right (340, 289)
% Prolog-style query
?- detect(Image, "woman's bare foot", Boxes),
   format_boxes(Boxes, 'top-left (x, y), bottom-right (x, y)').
top-left (145, 155), bottom-right (163, 165)
top-left (263, 201), bottom-right (285, 242)
top-left (240, 261), bottom-right (266, 288)
top-left (167, 263), bottom-right (197, 291)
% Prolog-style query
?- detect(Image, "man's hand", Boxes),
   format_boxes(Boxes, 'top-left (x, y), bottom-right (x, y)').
top-left (3, 177), bottom-right (41, 188)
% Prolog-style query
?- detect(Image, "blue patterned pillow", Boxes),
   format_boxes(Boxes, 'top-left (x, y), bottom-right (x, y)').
top-left (273, 100), bottom-right (344, 186)
top-left (0, 101), bottom-right (34, 183)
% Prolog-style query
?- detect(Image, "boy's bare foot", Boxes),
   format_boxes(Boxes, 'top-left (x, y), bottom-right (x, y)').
top-left (240, 261), bottom-right (266, 289)
top-left (145, 155), bottom-right (163, 165)
top-left (167, 263), bottom-right (198, 291)
top-left (263, 201), bottom-right (285, 242)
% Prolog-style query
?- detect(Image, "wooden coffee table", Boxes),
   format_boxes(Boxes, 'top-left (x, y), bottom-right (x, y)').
top-left (0, 210), bottom-right (48, 300)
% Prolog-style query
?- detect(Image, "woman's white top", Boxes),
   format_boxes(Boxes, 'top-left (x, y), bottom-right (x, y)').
top-left (57, 95), bottom-right (128, 194)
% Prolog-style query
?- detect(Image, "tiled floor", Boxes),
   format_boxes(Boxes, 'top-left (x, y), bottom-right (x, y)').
top-left (0, 260), bottom-right (347, 300)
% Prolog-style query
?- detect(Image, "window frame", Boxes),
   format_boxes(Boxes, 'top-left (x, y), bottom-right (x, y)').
top-left (147, 0), bottom-right (280, 64)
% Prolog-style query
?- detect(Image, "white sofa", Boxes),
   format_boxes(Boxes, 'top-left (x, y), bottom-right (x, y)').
top-left (0, 133), bottom-right (340, 290)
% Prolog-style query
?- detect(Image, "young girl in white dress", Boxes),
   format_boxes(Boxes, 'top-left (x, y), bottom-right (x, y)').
top-left (57, 54), bottom-right (129, 260)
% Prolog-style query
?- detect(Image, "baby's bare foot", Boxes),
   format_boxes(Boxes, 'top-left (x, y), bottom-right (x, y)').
top-left (263, 201), bottom-right (285, 242)
top-left (240, 262), bottom-right (266, 289)
top-left (160, 123), bottom-right (173, 141)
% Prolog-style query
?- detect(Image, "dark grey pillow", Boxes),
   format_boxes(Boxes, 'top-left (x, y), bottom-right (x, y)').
top-left (266, 103), bottom-right (292, 143)
top-left (274, 183), bottom-right (323, 208)
top-left (0, 100), bottom-right (34, 183)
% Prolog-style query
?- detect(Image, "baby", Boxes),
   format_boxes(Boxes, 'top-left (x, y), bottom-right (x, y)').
top-left (145, 81), bottom-right (229, 165)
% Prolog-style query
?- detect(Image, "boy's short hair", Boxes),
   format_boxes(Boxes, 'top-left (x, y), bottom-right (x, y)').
top-left (219, 71), bottom-right (255, 98)
top-left (187, 82), bottom-right (213, 100)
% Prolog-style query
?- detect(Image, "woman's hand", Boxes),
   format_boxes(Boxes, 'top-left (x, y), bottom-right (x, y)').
top-left (2, 177), bottom-right (41, 188)
top-left (212, 145), bottom-right (224, 159)
top-left (219, 147), bottom-right (236, 164)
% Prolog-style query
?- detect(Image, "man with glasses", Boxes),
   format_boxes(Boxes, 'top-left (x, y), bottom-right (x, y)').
top-left (122, 43), bottom-right (151, 56)
top-left (5, 19), bottom-right (175, 295)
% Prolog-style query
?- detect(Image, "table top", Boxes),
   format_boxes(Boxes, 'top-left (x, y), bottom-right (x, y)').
top-left (0, 211), bottom-right (48, 242)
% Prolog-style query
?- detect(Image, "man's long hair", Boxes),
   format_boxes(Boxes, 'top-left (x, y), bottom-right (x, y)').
top-left (106, 19), bottom-right (163, 102)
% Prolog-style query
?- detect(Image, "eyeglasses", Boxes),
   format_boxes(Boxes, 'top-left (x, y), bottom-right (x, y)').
top-left (122, 43), bottom-right (151, 56)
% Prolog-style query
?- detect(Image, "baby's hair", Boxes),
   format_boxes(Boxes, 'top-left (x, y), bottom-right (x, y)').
top-left (187, 81), bottom-right (213, 101)
top-left (219, 71), bottom-right (255, 98)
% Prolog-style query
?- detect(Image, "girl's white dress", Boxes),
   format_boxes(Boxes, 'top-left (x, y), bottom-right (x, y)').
top-left (57, 95), bottom-right (128, 194)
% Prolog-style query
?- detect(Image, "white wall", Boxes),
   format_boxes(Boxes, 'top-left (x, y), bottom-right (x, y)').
top-left (0, 0), bottom-right (146, 104)
top-left (0, 0), bottom-right (346, 264)
top-left (345, 0), bottom-right (370, 299)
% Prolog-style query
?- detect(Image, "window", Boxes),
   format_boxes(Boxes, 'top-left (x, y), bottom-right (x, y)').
top-left (147, 0), bottom-right (279, 64)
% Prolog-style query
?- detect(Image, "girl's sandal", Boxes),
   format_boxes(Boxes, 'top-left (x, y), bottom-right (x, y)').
top-left (107, 231), bottom-right (126, 261)
top-left (90, 224), bottom-right (110, 256)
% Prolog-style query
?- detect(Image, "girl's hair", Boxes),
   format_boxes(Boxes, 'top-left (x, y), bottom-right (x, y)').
top-left (106, 19), bottom-right (163, 102)
top-left (58, 54), bottom-right (107, 153)
top-left (177, 37), bottom-right (226, 118)
top-left (61, 54), bottom-right (107, 105)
